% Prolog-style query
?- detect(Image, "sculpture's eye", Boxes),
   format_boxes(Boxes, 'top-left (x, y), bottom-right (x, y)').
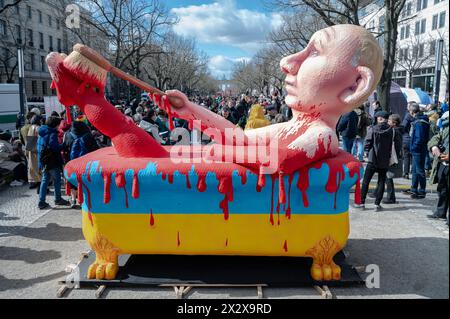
top-left (309, 49), bottom-right (319, 57)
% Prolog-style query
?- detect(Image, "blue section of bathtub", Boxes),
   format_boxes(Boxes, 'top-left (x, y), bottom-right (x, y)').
top-left (65, 161), bottom-right (360, 216)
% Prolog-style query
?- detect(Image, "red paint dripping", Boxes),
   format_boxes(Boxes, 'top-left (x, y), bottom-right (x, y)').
top-left (86, 162), bottom-right (92, 182)
top-left (124, 187), bottom-right (129, 208)
top-left (286, 174), bottom-right (293, 219)
top-left (269, 175), bottom-right (276, 225)
top-left (326, 161), bottom-right (346, 209)
top-left (168, 173), bottom-right (174, 185)
top-left (218, 176), bottom-right (233, 221)
top-left (283, 240), bottom-right (288, 252)
top-left (185, 175), bottom-right (192, 189)
top-left (103, 173), bottom-right (111, 204)
top-left (116, 173), bottom-right (126, 188)
top-left (76, 174), bottom-right (84, 205)
top-left (162, 172), bottom-right (167, 181)
top-left (257, 173), bottom-right (266, 192)
top-left (65, 180), bottom-right (72, 197)
top-left (132, 173), bottom-right (140, 199)
top-left (197, 175), bottom-right (207, 192)
top-left (149, 209), bottom-right (155, 226)
top-left (238, 170), bottom-right (247, 185)
top-left (225, 238), bottom-right (228, 247)
top-left (297, 167), bottom-right (310, 208)
top-left (279, 173), bottom-right (287, 205)
top-left (177, 231), bottom-right (181, 247)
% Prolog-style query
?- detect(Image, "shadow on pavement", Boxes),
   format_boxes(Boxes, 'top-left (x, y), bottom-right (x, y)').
top-left (0, 223), bottom-right (83, 242)
top-left (0, 212), bottom-right (20, 221)
top-left (0, 272), bottom-right (66, 292)
top-left (0, 246), bottom-right (61, 264)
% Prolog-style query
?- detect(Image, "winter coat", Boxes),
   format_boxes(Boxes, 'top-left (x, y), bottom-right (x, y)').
top-left (37, 125), bottom-right (64, 170)
top-left (410, 115), bottom-right (430, 154)
top-left (389, 126), bottom-right (405, 177)
top-left (63, 121), bottom-right (99, 162)
top-left (401, 113), bottom-right (415, 148)
top-left (364, 122), bottom-right (394, 169)
top-left (245, 104), bottom-right (271, 130)
top-left (337, 111), bottom-right (358, 138)
top-left (0, 140), bottom-right (20, 171)
top-left (428, 124), bottom-right (449, 185)
top-left (355, 109), bottom-right (372, 138)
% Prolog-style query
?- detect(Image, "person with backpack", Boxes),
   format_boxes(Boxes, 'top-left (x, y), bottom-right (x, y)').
top-left (356, 111), bottom-right (395, 212)
top-left (63, 120), bottom-right (100, 208)
top-left (337, 110), bottom-right (359, 153)
top-left (404, 104), bottom-right (430, 199)
top-left (37, 116), bottom-right (70, 210)
top-left (352, 105), bottom-right (372, 162)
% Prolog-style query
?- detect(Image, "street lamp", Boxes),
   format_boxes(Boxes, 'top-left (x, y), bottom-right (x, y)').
top-left (433, 39), bottom-right (444, 104)
top-left (17, 45), bottom-right (26, 115)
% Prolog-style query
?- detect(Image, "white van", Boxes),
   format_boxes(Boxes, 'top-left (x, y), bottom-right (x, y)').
top-left (0, 84), bottom-right (20, 131)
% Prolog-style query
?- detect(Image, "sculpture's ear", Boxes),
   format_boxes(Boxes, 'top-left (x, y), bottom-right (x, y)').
top-left (339, 66), bottom-right (375, 107)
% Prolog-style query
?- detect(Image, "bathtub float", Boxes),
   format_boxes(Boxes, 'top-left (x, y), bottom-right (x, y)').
top-left (65, 147), bottom-right (362, 282)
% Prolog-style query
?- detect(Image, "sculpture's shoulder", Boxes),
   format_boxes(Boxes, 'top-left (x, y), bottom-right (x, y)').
top-left (286, 121), bottom-right (339, 159)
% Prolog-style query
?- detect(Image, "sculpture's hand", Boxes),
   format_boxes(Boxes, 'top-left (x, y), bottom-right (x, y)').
top-left (47, 52), bottom-right (103, 108)
top-left (162, 90), bottom-right (197, 121)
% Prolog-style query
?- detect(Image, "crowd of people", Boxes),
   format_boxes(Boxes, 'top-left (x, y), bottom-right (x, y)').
top-left (0, 92), bottom-right (448, 226)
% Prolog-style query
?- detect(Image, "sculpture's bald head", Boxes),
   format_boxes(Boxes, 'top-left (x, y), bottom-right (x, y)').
top-left (281, 24), bottom-right (383, 116)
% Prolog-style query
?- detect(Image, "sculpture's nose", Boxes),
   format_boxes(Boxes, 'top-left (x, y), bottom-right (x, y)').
top-left (280, 49), bottom-right (308, 75)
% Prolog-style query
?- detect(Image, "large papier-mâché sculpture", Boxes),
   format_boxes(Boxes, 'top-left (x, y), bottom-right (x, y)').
top-left (47, 24), bottom-right (383, 281)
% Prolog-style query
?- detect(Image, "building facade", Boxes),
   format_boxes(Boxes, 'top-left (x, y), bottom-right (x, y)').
top-left (0, 0), bottom-right (107, 103)
top-left (361, 0), bottom-right (449, 102)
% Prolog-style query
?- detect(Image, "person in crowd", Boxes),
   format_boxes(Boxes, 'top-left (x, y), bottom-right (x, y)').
top-left (140, 109), bottom-right (165, 145)
top-left (19, 112), bottom-right (36, 146)
top-left (265, 104), bottom-right (278, 124)
top-left (372, 100), bottom-right (382, 114)
top-left (337, 109), bottom-right (359, 153)
top-left (25, 115), bottom-right (42, 190)
top-left (124, 108), bottom-right (133, 118)
top-left (427, 112), bottom-right (449, 225)
top-left (221, 106), bottom-right (237, 125)
top-left (279, 102), bottom-right (293, 121)
top-left (58, 111), bottom-right (72, 144)
top-left (383, 114), bottom-right (403, 204)
top-left (403, 104), bottom-right (430, 199)
top-left (0, 130), bottom-right (27, 187)
top-left (63, 120), bottom-right (100, 208)
top-left (352, 105), bottom-right (372, 162)
top-left (245, 104), bottom-right (271, 130)
top-left (37, 116), bottom-right (70, 209)
top-left (401, 102), bottom-right (416, 179)
top-left (357, 111), bottom-right (394, 212)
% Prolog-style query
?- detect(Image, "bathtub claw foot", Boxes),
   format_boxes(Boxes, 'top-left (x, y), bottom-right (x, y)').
top-left (307, 236), bottom-right (342, 282)
top-left (86, 233), bottom-right (120, 280)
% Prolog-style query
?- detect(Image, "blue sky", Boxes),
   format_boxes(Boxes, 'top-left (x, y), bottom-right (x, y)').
top-left (163, 0), bottom-right (283, 78)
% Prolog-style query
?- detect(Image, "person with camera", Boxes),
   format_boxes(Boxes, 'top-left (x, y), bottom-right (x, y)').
top-left (427, 112), bottom-right (449, 225)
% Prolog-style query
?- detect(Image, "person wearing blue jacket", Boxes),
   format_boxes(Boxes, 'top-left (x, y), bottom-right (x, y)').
top-left (37, 116), bottom-right (70, 210)
top-left (406, 104), bottom-right (430, 199)
top-left (401, 102), bottom-right (416, 179)
top-left (337, 110), bottom-right (358, 153)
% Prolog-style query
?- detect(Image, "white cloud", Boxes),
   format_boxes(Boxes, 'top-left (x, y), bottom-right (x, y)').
top-left (171, 0), bottom-right (283, 53)
top-left (208, 55), bottom-right (251, 78)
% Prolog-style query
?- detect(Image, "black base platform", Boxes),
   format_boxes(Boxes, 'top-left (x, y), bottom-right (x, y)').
top-left (72, 251), bottom-right (364, 288)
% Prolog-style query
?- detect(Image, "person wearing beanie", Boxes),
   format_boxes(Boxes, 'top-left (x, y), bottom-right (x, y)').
top-left (357, 110), bottom-right (395, 212)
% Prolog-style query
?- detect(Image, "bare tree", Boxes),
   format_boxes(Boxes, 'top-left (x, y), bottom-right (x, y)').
top-left (0, 0), bottom-right (31, 83)
top-left (78, 0), bottom-right (176, 99)
top-left (396, 34), bottom-right (435, 88)
top-left (0, 0), bottom-right (22, 15)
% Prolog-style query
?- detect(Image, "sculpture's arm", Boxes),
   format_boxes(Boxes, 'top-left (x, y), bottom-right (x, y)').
top-left (162, 90), bottom-right (245, 145)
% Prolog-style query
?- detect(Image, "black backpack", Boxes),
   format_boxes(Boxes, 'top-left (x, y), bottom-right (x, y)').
top-left (40, 135), bottom-right (60, 169)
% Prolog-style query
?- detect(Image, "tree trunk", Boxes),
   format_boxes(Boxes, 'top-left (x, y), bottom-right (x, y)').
top-left (377, 0), bottom-right (400, 113)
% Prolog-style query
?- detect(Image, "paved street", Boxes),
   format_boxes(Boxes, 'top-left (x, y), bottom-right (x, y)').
top-left (0, 180), bottom-right (448, 299)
